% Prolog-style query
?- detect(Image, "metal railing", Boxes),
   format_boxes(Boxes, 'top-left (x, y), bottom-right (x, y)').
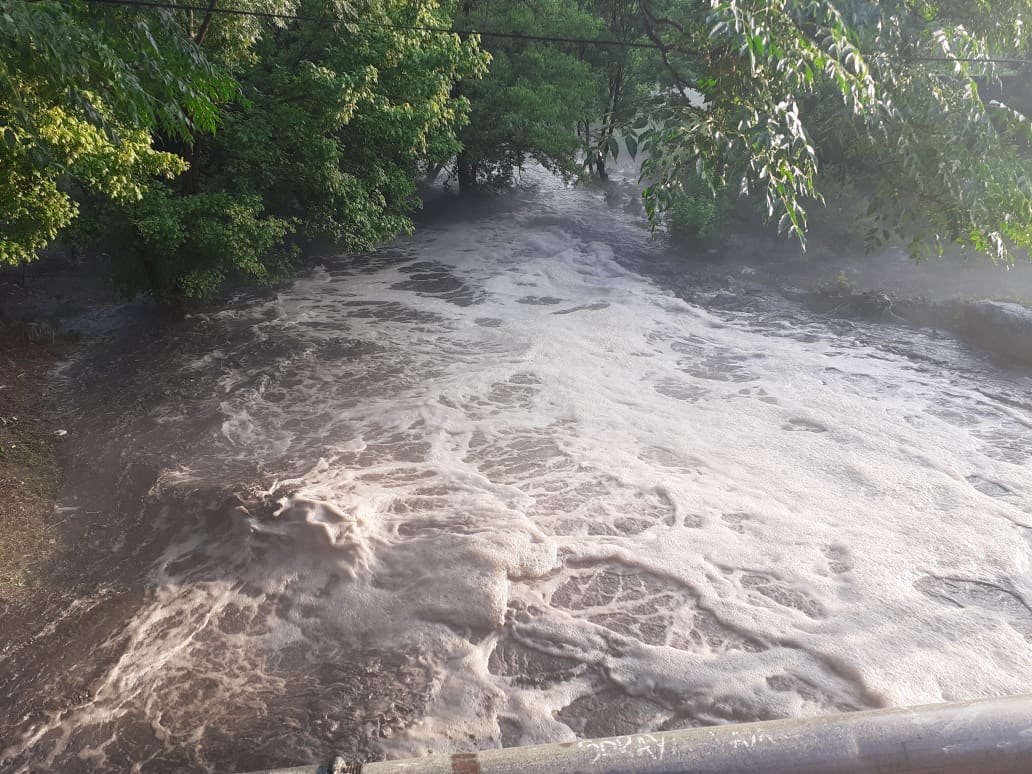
top-left (250, 693), bottom-right (1032, 774)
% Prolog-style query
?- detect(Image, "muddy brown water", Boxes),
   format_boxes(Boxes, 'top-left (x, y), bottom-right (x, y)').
top-left (3, 171), bottom-right (1032, 772)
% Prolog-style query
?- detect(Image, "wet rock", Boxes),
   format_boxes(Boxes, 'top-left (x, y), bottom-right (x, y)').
top-left (953, 300), bottom-right (1032, 365)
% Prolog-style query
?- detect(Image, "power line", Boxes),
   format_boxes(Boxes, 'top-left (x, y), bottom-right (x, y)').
top-left (82, 0), bottom-right (661, 48)
top-left (81, 0), bottom-right (1032, 65)
top-left (873, 54), bottom-right (1032, 66)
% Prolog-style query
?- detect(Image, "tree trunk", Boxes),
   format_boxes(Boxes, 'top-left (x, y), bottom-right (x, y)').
top-left (180, 141), bottom-right (201, 196)
top-left (457, 155), bottom-right (476, 196)
top-left (425, 161), bottom-right (447, 183)
top-left (194, 0), bottom-right (218, 45)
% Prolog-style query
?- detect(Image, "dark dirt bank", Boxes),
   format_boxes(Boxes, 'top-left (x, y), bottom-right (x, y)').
top-left (0, 254), bottom-right (137, 600)
top-left (0, 321), bottom-right (64, 598)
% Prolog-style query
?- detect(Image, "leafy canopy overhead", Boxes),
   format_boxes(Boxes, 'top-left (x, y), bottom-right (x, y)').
top-left (0, 0), bottom-right (232, 266)
top-left (2, 0), bottom-right (486, 300)
top-left (452, 0), bottom-right (604, 189)
top-left (108, 0), bottom-right (486, 300)
top-left (6, 0), bottom-right (1032, 301)
top-left (632, 0), bottom-right (1032, 262)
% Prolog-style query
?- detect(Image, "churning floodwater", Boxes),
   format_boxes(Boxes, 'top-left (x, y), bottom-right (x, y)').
top-left (3, 170), bottom-right (1032, 772)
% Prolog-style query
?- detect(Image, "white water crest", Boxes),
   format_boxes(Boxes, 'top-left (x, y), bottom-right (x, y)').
top-left (6, 174), bottom-right (1032, 772)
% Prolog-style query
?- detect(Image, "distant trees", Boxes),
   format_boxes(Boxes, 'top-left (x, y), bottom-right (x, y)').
top-left (449, 0), bottom-right (602, 193)
top-left (449, 0), bottom-right (656, 189)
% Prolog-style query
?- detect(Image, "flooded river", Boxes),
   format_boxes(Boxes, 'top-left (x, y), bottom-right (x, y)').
top-left (3, 172), bottom-right (1032, 772)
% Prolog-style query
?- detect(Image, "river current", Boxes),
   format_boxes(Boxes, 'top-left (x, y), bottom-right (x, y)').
top-left (3, 172), bottom-right (1032, 772)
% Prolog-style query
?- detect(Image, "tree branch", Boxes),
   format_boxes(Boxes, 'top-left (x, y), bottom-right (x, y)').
top-left (639, 0), bottom-right (684, 34)
top-left (193, 0), bottom-right (218, 46)
top-left (637, 0), bottom-right (690, 100)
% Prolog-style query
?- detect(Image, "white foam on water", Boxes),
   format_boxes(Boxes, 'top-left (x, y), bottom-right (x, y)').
top-left (7, 180), bottom-right (1032, 770)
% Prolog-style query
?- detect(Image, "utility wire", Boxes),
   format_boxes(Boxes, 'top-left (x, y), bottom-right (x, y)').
top-left (82, 0), bottom-right (661, 48)
top-left (82, 0), bottom-right (1032, 65)
top-left (876, 54), bottom-right (1032, 66)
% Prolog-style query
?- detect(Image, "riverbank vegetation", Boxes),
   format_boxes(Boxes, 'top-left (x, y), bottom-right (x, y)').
top-left (3, 1), bottom-right (1032, 303)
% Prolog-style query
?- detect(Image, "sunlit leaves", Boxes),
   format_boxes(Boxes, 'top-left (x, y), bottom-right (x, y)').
top-left (0, 0), bottom-right (232, 265)
top-left (3, 0), bottom-right (488, 295)
top-left (108, 0), bottom-right (488, 299)
top-left (0, 94), bottom-right (188, 266)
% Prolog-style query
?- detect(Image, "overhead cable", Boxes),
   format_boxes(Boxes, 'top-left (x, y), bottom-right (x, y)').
top-left (80, 0), bottom-right (1032, 65)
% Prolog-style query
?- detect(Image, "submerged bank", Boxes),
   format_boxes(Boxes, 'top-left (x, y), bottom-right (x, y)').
top-left (679, 223), bottom-right (1032, 369)
top-left (802, 291), bottom-right (1032, 368)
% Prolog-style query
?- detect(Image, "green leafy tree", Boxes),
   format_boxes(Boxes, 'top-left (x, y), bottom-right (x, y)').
top-left (452, 0), bottom-right (603, 192)
top-left (104, 186), bottom-right (294, 300)
top-left (628, 0), bottom-right (1032, 262)
top-left (577, 0), bottom-right (651, 178)
top-left (103, 0), bottom-right (486, 300)
top-left (220, 0), bottom-right (487, 248)
top-left (4, 0), bottom-right (485, 301)
top-left (0, 0), bottom-right (232, 266)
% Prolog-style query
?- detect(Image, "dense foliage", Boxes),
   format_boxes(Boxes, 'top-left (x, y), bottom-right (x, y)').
top-left (449, 0), bottom-right (601, 191)
top-left (109, 0), bottom-right (487, 299)
top-left (0, 0), bottom-right (231, 268)
top-left (2, 0), bottom-right (1032, 302)
top-left (2, 0), bottom-right (485, 299)
top-left (450, 0), bottom-right (656, 188)
top-left (631, 0), bottom-right (1032, 261)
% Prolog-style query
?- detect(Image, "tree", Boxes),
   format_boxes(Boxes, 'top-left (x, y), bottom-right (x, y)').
top-left (627, 0), bottom-right (1032, 262)
top-left (451, 0), bottom-right (603, 192)
top-left (218, 0), bottom-right (487, 249)
top-left (577, 0), bottom-right (651, 179)
top-left (81, 0), bottom-right (487, 301)
top-left (0, 0), bottom-right (232, 267)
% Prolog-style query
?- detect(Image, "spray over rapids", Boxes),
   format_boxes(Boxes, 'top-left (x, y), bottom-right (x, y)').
top-left (3, 178), bottom-right (1032, 772)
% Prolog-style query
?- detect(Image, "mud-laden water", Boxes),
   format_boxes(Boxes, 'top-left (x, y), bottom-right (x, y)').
top-left (3, 175), bottom-right (1032, 773)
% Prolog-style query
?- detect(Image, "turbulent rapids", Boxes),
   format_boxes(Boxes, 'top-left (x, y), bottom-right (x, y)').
top-left (3, 174), bottom-right (1032, 772)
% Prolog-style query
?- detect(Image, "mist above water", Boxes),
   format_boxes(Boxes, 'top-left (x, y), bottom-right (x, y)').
top-left (3, 170), bottom-right (1032, 773)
